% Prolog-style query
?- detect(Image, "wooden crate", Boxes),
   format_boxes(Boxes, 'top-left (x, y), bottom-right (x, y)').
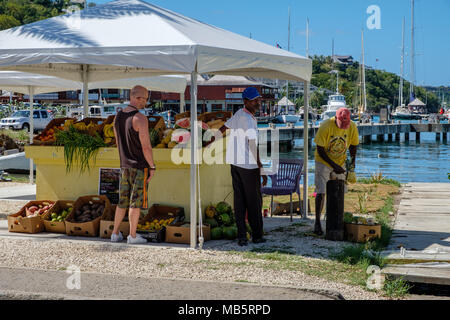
top-left (32, 117), bottom-right (76, 146)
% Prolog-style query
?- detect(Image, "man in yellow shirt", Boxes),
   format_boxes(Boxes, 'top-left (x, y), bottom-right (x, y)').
top-left (313, 108), bottom-right (359, 235)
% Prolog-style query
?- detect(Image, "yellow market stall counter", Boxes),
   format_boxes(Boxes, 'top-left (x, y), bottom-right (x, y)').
top-left (25, 141), bottom-right (233, 219)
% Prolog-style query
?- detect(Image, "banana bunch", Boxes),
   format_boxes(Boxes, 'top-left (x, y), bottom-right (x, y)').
top-left (103, 124), bottom-right (115, 144)
top-left (74, 122), bottom-right (87, 131)
top-left (63, 120), bottom-right (74, 131)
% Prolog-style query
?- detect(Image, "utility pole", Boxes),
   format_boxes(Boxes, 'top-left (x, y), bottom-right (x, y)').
top-left (286, 6), bottom-right (291, 101)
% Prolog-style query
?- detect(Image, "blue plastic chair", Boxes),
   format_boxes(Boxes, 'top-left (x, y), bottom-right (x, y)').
top-left (261, 159), bottom-right (305, 222)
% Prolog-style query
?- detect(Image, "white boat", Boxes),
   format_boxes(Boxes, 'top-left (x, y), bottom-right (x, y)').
top-left (320, 93), bottom-right (347, 121)
top-left (391, 106), bottom-right (421, 120)
top-left (274, 96), bottom-right (301, 123)
top-left (0, 152), bottom-right (35, 172)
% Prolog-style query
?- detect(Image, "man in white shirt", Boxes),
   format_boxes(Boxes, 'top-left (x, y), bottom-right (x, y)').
top-left (217, 87), bottom-right (268, 246)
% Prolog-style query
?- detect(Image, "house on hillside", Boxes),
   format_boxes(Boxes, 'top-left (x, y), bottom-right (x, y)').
top-left (332, 55), bottom-right (354, 65)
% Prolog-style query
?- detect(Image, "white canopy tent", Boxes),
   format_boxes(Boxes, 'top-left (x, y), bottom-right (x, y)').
top-left (0, 71), bottom-right (82, 184)
top-left (89, 75), bottom-right (187, 94)
top-left (0, 0), bottom-right (312, 248)
top-left (0, 71), bottom-right (187, 183)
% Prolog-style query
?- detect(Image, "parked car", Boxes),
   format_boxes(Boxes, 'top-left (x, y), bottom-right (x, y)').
top-left (0, 109), bottom-right (53, 132)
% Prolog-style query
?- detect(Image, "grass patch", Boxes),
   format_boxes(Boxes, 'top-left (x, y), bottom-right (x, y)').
top-left (357, 177), bottom-right (402, 188)
top-left (330, 183), bottom-right (411, 298)
top-left (250, 246), bottom-right (295, 255)
top-left (2, 173), bottom-right (35, 183)
top-left (383, 276), bottom-right (412, 298)
top-left (0, 129), bottom-right (29, 143)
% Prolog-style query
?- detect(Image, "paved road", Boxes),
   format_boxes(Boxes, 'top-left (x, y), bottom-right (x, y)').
top-left (0, 267), bottom-right (341, 300)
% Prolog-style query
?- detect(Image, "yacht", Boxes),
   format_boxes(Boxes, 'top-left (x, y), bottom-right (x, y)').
top-left (320, 93), bottom-right (347, 121)
top-left (273, 97), bottom-right (301, 124)
top-left (391, 105), bottom-right (421, 120)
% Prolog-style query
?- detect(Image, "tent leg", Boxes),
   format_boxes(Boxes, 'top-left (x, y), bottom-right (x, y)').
top-left (190, 71), bottom-right (198, 249)
top-left (180, 92), bottom-right (185, 114)
top-left (302, 81), bottom-right (309, 220)
top-left (28, 86), bottom-right (34, 185)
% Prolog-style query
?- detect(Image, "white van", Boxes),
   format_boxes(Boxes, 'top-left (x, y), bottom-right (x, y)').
top-left (89, 104), bottom-right (128, 118)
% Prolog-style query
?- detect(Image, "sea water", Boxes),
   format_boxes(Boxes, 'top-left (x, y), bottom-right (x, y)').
top-left (259, 117), bottom-right (450, 184)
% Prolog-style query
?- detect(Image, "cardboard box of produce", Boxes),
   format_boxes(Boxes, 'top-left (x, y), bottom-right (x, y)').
top-left (42, 200), bottom-right (74, 234)
top-left (165, 223), bottom-right (211, 244)
top-left (65, 195), bottom-right (111, 237)
top-left (137, 204), bottom-right (184, 243)
top-left (100, 205), bottom-right (130, 239)
top-left (7, 200), bottom-right (55, 234)
top-left (345, 223), bottom-right (381, 243)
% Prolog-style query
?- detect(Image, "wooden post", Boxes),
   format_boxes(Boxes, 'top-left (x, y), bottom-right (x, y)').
top-left (443, 132), bottom-right (448, 142)
top-left (416, 132), bottom-right (420, 142)
top-left (436, 132), bottom-right (441, 141)
top-left (363, 135), bottom-right (371, 144)
top-left (377, 135), bottom-right (384, 142)
top-left (387, 134), bottom-right (393, 142)
top-left (395, 133), bottom-right (401, 141)
top-left (405, 132), bottom-right (410, 141)
top-left (325, 176), bottom-right (345, 241)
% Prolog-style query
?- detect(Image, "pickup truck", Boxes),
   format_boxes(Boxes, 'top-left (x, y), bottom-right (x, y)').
top-left (0, 109), bottom-right (53, 132)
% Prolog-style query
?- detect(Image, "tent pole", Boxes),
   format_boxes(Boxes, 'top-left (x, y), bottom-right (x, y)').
top-left (180, 91), bottom-right (185, 113)
top-left (190, 70), bottom-right (198, 249)
top-left (28, 86), bottom-right (34, 185)
top-left (302, 81), bottom-right (309, 220)
top-left (82, 64), bottom-right (89, 119)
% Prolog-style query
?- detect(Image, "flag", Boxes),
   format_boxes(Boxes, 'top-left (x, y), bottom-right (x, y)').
top-left (276, 43), bottom-right (282, 49)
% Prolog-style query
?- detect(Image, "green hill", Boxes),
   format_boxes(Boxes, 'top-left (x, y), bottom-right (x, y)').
top-left (309, 55), bottom-right (440, 113)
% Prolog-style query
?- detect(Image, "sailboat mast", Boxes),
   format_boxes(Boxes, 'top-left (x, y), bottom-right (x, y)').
top-left (409, 0), bottom-right (415, 102)
top-left (361, 29), bottom-right (367, 114)
top-left (399, 17), bottom-right (405, 106)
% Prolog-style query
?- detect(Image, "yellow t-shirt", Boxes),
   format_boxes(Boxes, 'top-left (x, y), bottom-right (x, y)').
top-left (314, 117), bottom-right (359, 168)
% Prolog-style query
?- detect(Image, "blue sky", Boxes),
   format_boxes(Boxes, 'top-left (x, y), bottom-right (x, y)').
top-left (92, 0), bottom-right (450, 86)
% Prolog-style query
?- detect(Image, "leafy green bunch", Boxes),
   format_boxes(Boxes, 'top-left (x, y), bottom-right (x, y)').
top-left (55, 125), bottom-right (106, 174)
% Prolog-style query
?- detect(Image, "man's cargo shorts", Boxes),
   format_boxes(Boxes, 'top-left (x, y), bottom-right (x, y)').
top-left (118, 168), bottom-right (149, 209)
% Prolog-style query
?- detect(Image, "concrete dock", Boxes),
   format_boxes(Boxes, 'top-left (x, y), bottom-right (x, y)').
top-left (259, 122), bottom-right (450, 151)
top-left (382, 183), bottom-right (450, 285)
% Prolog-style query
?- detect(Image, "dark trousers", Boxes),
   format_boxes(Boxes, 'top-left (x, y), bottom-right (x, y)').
top-left (230, 165), bottom-right (263, 240)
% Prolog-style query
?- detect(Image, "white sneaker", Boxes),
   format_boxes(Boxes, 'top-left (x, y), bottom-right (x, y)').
top-left (111, 232), bottom-right (123, 242)
top-left (127, 234), bottom-right (147, 244)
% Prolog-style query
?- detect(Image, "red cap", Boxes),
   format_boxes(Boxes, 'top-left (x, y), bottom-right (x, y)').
top-left (336, 108), bottom-right (351, 129)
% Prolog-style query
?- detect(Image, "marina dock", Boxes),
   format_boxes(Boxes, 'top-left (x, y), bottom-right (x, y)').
top-left (258, 122), bottom-right (450, 151)
top-left (382, 183), bottom-right (450, 286)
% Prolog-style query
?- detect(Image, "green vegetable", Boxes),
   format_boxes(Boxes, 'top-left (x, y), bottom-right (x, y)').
top-left (211, 227), bottom-right (223, 240)
top-left (56, 125), bottom-right (107, 174)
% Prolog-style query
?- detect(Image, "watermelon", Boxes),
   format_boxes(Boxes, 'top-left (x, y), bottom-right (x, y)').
top-left (216, 202), bottom-right (232, 215)
top-left (175, 118), bottom-right (209, 131)
top-left (149, 128), bottom-right (160, 147)
top-left (175, 118), bottom-right (190, 129)
top-left (223, 226), bottom-right (238, 240)
top-left (217, 213), bottom-right (231, 226)
top-left (205, 218), bottom-right (218, 229)
top-left (211, 227), bottom-right (223, 240)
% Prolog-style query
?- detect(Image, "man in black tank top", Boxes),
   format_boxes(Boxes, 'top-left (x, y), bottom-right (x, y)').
top-left (111, 85), bottom-right (156, 244)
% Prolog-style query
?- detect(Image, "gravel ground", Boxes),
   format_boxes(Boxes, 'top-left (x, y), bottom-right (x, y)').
top-left (0, 234), bottom-right (387, 300)
top-left (0, 182), bottom-right (390, 300)
top-left (0, 183), bottom-right (30, 218)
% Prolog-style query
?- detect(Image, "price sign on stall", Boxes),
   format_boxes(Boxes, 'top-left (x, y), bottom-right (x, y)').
top-left (98, 168), bottom-right (121, 205)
